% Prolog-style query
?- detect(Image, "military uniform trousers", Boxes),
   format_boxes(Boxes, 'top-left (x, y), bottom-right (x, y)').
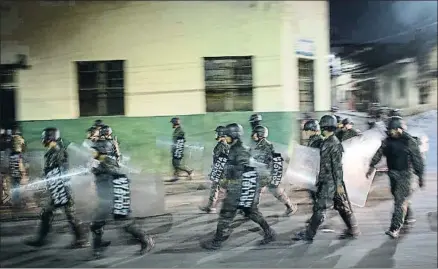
top-left (306, 183), bottom-right (358, 239)
top-left (90, 174), bottom-right (148, 248)
top-left (388, 170), bottom-right (413, 231)
top-left (205, 181), bottom-right (227, 209)
top-left (171, 158), bottom-right (192, 177)
top-left (214, 182), bottom-right (270, 242)
top-left (36, 194), bottom-right (87, 242)
top-left (260, 176), bottom-right (293, 208)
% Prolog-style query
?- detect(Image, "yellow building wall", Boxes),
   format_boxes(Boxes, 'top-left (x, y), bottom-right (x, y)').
top-left (5, 1), bottom-right (330, 120)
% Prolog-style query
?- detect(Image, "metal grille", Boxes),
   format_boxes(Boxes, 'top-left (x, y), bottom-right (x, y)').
top-left (76, 60), bottom-right (125, 117)
top-left (204, 56), bottom-right (253, 112)
top-left (298, 59), bottom-right (314, 112)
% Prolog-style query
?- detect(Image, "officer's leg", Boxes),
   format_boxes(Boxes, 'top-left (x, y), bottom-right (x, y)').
top-left (334, 193), bottom-right (360, 239)
top-left (247, 206), bottom-right (276, 245)
top-left (268, 185), bottom-right (297, 216)
top-left (212, 186), bottom-right (227, 209)
top-left (404, 203), bottom-right (416, 225)
top-left (201, 193), bottom-right (238, 250)
top-left (387, 171), bottom-right (412, 238)
top-left (200, 182), bottom-right (219, 213)
top-left (90, 176), bottom-right (112, 255)
top-left (64, 198), bottom-right (90, 248)
top-left (122, 220), bottom-right (155, 255)
top-left (175, 158), bottom-right (193, 177)
top-left (10, 177), bottom-right (21, 206)
top-left (25, 204), bottom-right (55, 246)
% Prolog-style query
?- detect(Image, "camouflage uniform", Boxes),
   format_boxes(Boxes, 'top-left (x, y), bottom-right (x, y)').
top-left (90, 137), bottom-right (154, 257)
top-left (0, 132), bottom-right (10, 205)
top-left (202, 140), bottom-right (229, 211)
top-left (340, 129), bottom-right (360, 142)
top-left (9, 134), bottom-right (27, 206)
top-left (251, 138), bottom-right (295, 215)
top-left (26, 140), bottom-right (89, 247)
top-left (201, 138), bottom-right (275, 249)
top-left (171, 126), bottom-right (193, 178)
top-left (298, 134), bottom-right (359, 241)
top-left (369, 132), bottom-right (424, 235)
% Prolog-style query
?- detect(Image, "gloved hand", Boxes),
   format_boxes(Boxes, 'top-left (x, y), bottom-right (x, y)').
top-left (366, 167), bottom-right (375, 179)
top-left (336, 184), bottom-right (345, 195)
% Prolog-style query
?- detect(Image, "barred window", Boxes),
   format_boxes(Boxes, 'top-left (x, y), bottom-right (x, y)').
top-left (76, 60), bottom-right (125, 117)
top-left (298, 58), bottom-right (315, 112)
top-left (204, 56), bottom-right (253, 112)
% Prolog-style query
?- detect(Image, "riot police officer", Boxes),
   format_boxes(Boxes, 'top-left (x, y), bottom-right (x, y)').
top-left (201, 123), bottom-right (276, 250)
top-left (294, 115), bottom-right (360, 242)
top-left (199, 126), bottom-right (229, 214)
top-left (340, 118), bottom-right (361, 141)
top-left (251, 125), bottom-right (297, 216)
top-left (366, 116), bottom-right (424, 239)
top-left (25, 128), bottom-right (89, 248)
top-left (89, 126), bottom-right (154, 258)
top-left (169, 117), bottom-right (193, 182)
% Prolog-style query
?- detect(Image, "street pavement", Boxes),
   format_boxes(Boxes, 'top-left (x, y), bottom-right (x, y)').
top-left (1, 110), bottom-right (436, 268)
top-left (0, 173), bottom-right (436, 268)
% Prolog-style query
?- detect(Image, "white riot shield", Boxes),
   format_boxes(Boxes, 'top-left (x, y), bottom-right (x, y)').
top-left (284, 143), bottom-right (320, 190)
top-left (342, 127), bottom-right (386, 207)
top-left (155, 137), bottom-right (205, 173)
top-left (40, 142), bottom-right (166, 221)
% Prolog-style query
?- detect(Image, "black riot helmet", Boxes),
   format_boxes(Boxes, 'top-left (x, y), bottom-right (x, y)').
top-left (170, 117), bottom-right (180, 127)
top-left (41, 127), bottom-right (60, 146)
top-left (94, 119), bottom-right (104, 127)
top-left (249, 114), bottom-right (262, 129)
top-left (303, 119), bottom-right (320, 132)
top-left (387, 116), bottom-right (405, 130)
top-left (341, 118), bottom-right (354, 126)
top-left (99, 125), bottom-right (113, 138)
top-left (388, 108), bottom-right (402, 117)
top-left (225, 123), bottom-right (244, 140)
top-left (252, 125), bottom-right (269, 139)
top-left (215, 125), bottom-right (227, 140)
top-left (319, 115), bottom-right (338, 131)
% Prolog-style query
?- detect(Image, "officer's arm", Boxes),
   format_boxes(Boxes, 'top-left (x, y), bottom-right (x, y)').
top-left (408, 137), bottom-right (424, 180)
top-left (330, 145), bottom-right (344, 187)
top-left (369, 141), bottom-right (385, 168)
top-left (113, 140), bottom-right (121, 158)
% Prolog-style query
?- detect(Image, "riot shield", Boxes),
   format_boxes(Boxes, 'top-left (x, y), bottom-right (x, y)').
top-left (284, 143), bottom-right (320, 190)
top-left (155, 137), bottom-right (205, 174)
top-left (342, 127), bottom-right (386, 207)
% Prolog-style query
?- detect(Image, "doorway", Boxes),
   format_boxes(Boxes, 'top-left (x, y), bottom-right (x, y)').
top-left (0, 68), bottom-right (17, 129)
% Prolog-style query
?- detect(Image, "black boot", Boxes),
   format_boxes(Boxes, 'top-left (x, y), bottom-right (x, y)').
top-left (25, 211), bottom-right (52, 247)
top-left (124, 223), bottom-right (155, 255)
top-left (259, 228), bottom-right (276, 245)
top-left (69, 222), bottom-right (90, 248)
top-left (338, 211), bottom-right (360, 239)
top-left (91, 229), bottom-right (111, 258)
top-left (200, 238), bottom-right (222, 250)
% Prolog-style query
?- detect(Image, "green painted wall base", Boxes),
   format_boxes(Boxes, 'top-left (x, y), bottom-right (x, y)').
top-left (21, 112), bottom-right (324, 175)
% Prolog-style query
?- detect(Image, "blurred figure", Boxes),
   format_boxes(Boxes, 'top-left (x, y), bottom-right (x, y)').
top-left (340, 118), bottom-right (361, 141)
top-left (0, 127), bottom-right (9, 205)
top-left (25, 127), bottom-right (89, 248)
top-left (294, 115), bottom-right (360, 242)
top-left (169, 117), bottom-right (193, 182)
top-left (366, 116), bottom-right (424, 239)
top-left (201, 123), bottom-right (276, 250)
top-left (251, 125), bottom-right (297, 216)
top-left (9, 127), bottom-right (27, 207)
top-left (199, 126), bottom-right (229, 214)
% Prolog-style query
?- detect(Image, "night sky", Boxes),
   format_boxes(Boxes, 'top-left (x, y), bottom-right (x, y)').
top-left (329, 0), bottom-right (437, 68)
